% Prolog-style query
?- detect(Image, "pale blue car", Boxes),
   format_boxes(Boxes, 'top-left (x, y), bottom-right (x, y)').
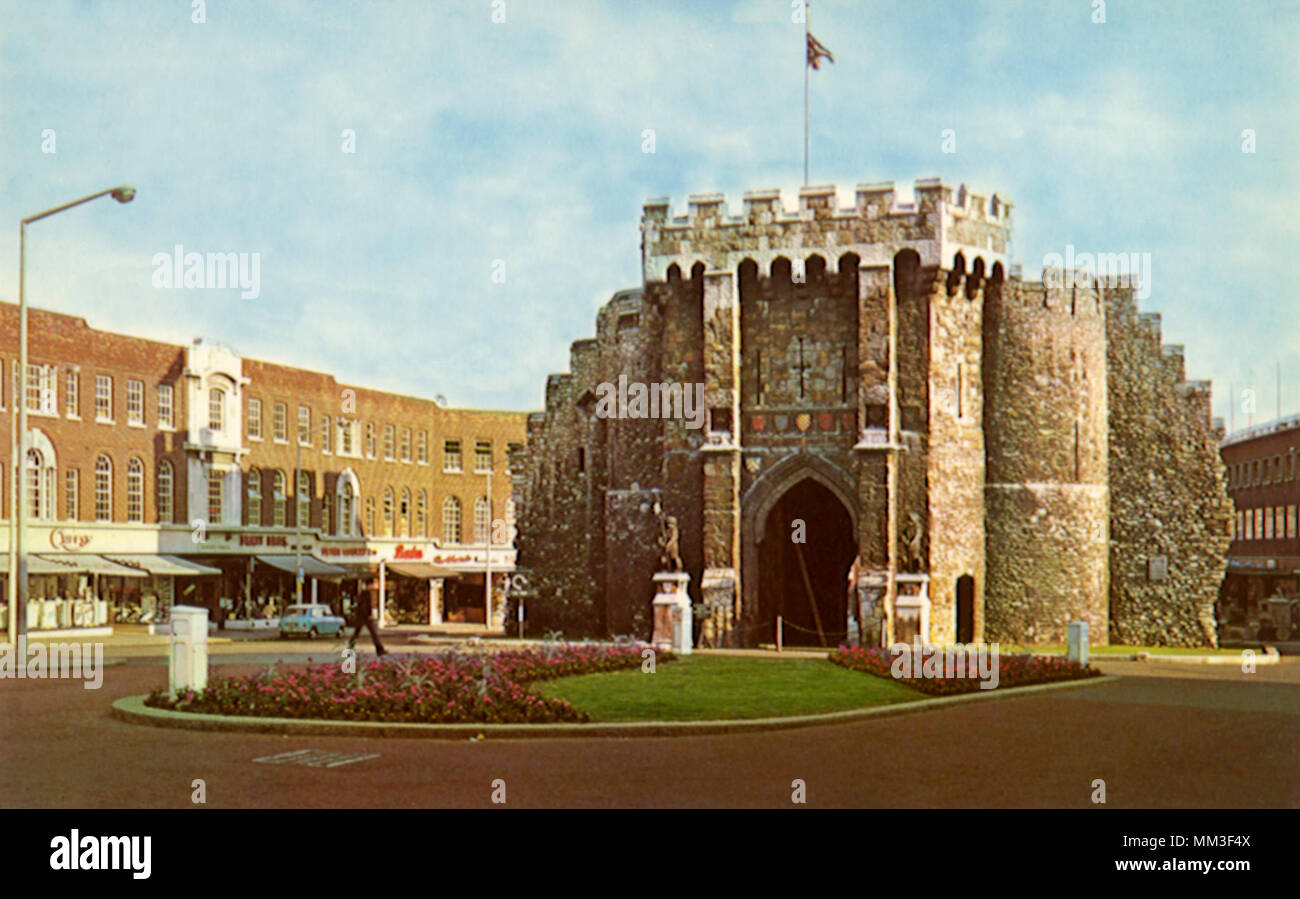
top-left (278, 604), bottom-right (347, 639)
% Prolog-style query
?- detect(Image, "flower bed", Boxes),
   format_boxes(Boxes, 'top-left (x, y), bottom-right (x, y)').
top-left (828, 645), bottom-right (1101, 696)
top-left (145, 644), bottom-right (666, 724)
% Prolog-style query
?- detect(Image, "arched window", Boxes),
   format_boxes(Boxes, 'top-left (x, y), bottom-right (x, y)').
top-left (442, 496), bottom-right (462, 544)
top-left (297, 472), bottom-right (311, 528)
top-left (400, 487), bottom-right (411, 537)
top-left (383, 486), bottom-right (394, 535)
top-left (272, 470), bottom-right (286, 527)
top-left (246, 467), bottom-right (261, 526)
top-left (26, 449), bottom-right (43, 520)
top-left (322, 490), bottom-right (332, 534)
top-left (158, 461), bottom-right (174, 523)
top-left (474, 496), bottom-right (491, 544)
top-left (339, 480), bottom-right (354, 536)
top-left (94, 455), bottom-right (112, 521)
top-left (365, 496), bottom-right (375, 535)
top-left (126, 457), bottom-right (144, 522)
top-left (504, 497), bottom-right (517, 544)
top-left (209, 387), bottom-right (225, 431)
top-left (416, 490), bottom-right (427, 538)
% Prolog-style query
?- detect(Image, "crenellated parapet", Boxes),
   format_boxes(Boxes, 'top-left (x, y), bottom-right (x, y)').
top-left (641, 178), bottom-right (1012, 283)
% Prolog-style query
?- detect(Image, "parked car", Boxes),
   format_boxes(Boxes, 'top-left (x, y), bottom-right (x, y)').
top-left (278, 604), bottom-right (346, 639)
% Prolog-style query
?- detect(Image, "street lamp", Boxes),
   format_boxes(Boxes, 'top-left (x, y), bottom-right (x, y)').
top-left (8, 186), bottom-right (136, 647)
top-left (484, 456), bottom-right (493, 630)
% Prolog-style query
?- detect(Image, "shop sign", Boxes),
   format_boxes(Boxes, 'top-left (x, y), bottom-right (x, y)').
top-left (392, 544), bottom-right (424, 560)
top-left (240, 535), bottom-right (289, 547)
top-left (433, 553), bottom-right (476, 565)
top-left (49, 529), bottom-right (92, 551)
top-left (320, 546), bottom-right (372, 556)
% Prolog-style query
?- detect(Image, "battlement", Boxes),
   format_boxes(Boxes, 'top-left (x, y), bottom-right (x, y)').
top-left (643, 179), bottom-right (1013, 226)
top-left (997, 276), bottom-right (1106, 319)
top-left (641, 178), bottom-right (1013, 281)
top-left (1177, 379), bottom-right (1212, 398)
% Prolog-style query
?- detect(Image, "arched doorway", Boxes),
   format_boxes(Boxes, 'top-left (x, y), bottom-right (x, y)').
top-left (756, 478), bottom-right (857, 646)
top-left (956, 574), bottom-right (975, 643)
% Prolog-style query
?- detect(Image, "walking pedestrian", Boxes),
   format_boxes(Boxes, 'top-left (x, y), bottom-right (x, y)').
top-left (346, 588), bottom-right (387, 656)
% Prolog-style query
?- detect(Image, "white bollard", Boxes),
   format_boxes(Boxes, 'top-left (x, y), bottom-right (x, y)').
top-left (1067, 620), bottom-right (1089, 665)
top-left (169, 605), bottom-right (209, 697)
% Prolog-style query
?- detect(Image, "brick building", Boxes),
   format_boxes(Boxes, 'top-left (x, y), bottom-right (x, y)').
top-left (1219, 414), bottom-right (1300, 636)
top-left (516, 180), bottom-right (1232, 647)
top-left (0, 301), bottom-right (526, 631)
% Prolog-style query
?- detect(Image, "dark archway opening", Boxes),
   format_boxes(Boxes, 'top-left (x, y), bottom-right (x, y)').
top-left (757, 478), bottom-right (857, 646)
top-left (956, 574), bottom-right (975, 643)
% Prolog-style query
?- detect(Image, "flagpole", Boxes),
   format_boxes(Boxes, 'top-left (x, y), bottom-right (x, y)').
top-left (804, 2), bottom-right (810, 187)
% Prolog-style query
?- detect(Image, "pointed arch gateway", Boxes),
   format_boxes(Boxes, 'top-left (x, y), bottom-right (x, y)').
top-left (740, 454), bottom-right (859, 647)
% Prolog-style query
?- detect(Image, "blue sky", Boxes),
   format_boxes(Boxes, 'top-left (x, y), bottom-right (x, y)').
top-left (1, 0), bottom-right (1296, 427)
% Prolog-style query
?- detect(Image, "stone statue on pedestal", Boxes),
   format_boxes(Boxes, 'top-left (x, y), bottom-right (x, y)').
top-left (654, 501), bottom-right (682, 572)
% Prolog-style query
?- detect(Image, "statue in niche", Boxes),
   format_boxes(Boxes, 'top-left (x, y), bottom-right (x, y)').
top-left (653, 501), bottom-right (683, 572)
top-left (902, 512), bottom-right (925, 573)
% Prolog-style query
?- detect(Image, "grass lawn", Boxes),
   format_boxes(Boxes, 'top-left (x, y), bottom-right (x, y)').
top-left (1000, 643), bottom-right (1244, 656)
top-left (534, 654), bottom-right (923, 722)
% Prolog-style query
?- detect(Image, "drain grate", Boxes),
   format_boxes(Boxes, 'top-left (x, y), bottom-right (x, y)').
top-left (253, 749), bottom-right (380, 768)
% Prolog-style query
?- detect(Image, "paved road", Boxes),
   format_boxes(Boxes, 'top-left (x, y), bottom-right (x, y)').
top-left (1, 647), bottom-right (1296, 808)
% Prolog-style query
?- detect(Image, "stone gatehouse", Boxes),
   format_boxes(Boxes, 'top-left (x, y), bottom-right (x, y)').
top-left (512, 180), bottom-right (1232, 647)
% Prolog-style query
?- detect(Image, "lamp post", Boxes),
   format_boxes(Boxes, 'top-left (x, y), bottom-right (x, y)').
top-left (484, 457), bottom-right (493, 630)
top-left (8, 186), bottom-right (135, 648)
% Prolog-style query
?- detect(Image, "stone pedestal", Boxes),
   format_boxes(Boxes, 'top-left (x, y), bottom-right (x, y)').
top-left (652, 571), bottom-right (692, 655)
top-left (856, 572), bottom-right (887, 648)
top-left (699, 568), bottom-right (735, 646)
top-left (894, 574), bottom-right (931, 645)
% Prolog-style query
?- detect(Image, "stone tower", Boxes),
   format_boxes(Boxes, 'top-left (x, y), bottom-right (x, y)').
top-left (982, 276), bottom-right (1110, 642)
top-left (513, 178), bottom-right (1230, 648)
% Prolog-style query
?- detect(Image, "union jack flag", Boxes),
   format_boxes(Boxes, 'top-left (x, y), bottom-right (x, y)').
top-left (806, 32), bottom-right (834, 70)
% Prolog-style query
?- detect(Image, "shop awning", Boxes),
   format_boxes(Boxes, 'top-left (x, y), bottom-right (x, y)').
top-left (103, 554), bottom-right (223, 577)
top-left (386, 561), bottom-right (461, 580)
top-left (0, 553), bottom-right (80, 575)
top-left (37, 554), bottom-right (148, 577)
top-left (328, 560), bottom-right (380, 577)
top-left (255, 555), bottom-right (347, 582)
